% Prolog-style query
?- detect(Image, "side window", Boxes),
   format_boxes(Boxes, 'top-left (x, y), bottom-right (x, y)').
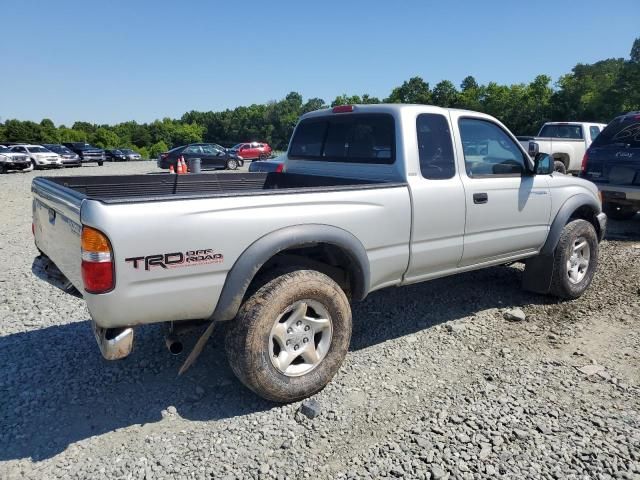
top-left (416, 114), bottom-right (456, 180)
top-left (201, 145), bottom-right (217, 154)
top-left (590, 126), bottom-right (600, 141)
top-left (459, 118), bottom-right (526, 177)
top-left (184, 145), bottom-right (202, 154)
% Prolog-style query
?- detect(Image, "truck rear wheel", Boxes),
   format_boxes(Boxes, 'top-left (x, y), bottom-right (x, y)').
top-left (549, 219), bottom-right (598, 299)
top-left (554, 160), bottom-right (567, 174)
top-left (225, 270), bottom-right (352, 403)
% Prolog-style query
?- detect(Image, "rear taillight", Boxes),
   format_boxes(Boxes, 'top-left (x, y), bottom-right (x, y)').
top-left (275, 163), bottom-right (284, 173)
top-left (81, 226), bottom-right (114, 293)
top-left (581, 151), bottom-right (589, 173)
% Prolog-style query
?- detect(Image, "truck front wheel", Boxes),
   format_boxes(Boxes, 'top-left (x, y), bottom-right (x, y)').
top-left (549, 219), bottom-right (598, 299)
top-left (225, 270), bottom-right (352, 403)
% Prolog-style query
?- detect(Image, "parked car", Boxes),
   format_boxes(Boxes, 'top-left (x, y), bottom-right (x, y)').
top-left (42, 144), bottom-right (81, 167)
top-left (248, 154), bottom-right (285, 172)
top-left (518, 122), bottom-right (608, 174)
top-left (62, 142), bottom-right (105, 166)
top-left (0, 145), bottom-right (31, 173)
top-left (10, 144), bottom-right (62, 169)
top-left (120, 148), bottom-right (142, 161)
top-left (32, 104), bottom-right (606, 403)
top-left (105, 149), bottom-right (128, 161)
top-left (580, 111), bottom-right (640, 220)
top-left (228, 142), bottom-right (272, 160)
top-left (157, 143), bottom-right (242, 170)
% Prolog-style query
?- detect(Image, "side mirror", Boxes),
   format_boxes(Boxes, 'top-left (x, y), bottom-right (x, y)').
top-left (528, 141), bottom-right (539, 158)
top-left (534, 153), bottom-right (553, 175)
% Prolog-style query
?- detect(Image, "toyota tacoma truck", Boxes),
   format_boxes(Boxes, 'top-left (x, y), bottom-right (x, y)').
top-left (32, 104), bottom-right (607, 402)
top-left (518, 121), bottom-right (608, 174)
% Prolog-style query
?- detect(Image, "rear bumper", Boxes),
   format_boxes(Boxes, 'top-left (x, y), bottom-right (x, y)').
top-left (598, 184), bottom-right (640, 205)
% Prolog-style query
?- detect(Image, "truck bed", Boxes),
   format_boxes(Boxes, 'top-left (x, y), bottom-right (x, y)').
top-left (38, 172), bottom-right (400, 204)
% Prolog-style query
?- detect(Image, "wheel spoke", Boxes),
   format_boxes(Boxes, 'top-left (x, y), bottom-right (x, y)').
top-left (304, 316), bottom-right (331, 333)
top-left (573, 241), bottom-right (587, 253)
top-left (579, 259), bottom-right (589, 270)
top-left (568, 267), bottom-right (578, 281)
top-left (301, 345), bottom-right (320, 365)
top-left (271, 323), bottom-right (288, 348)
top-left (274, 350), bottom-right (296, 371)
top-left (287, 302), bottom-right (307, 325)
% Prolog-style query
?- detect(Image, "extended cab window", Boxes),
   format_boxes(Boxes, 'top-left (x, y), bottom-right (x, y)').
top-left (416, 114), bottom-right (455, 179)
top-left (589, 126), bottom-right (601, 141)
top-left (459, 118), bottom-right (526, 177)
top-left (289, 114), bottom-right (395, 164)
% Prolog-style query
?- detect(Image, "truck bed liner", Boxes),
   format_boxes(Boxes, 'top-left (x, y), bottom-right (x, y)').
top-left (38, 172), bottom-right (403, 204)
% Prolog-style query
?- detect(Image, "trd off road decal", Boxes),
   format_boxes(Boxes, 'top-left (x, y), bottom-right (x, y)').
top-left (125, 249), bottom-right (223, 271)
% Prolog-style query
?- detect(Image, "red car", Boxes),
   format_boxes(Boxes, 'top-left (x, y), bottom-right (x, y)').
top-left (229, 142), bottom-right (272, 160)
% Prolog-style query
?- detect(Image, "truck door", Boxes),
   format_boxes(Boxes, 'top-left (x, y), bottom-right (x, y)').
top-left (453, 115), bottom-right (551, 266)
top-left (404, 112), bottom-right (466, 282)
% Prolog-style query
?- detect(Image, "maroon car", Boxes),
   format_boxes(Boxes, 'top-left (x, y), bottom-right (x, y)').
top-left (228, 142), bottom-right (272, 160)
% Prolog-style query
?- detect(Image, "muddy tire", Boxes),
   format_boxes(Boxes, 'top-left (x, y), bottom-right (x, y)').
top-left (225, 270), bottom-right (352, 403)
top-left (549, 219), bottom-right (598, 299)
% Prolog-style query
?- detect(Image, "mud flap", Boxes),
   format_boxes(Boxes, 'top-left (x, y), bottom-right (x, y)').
top-left (522, 253), bottom-right (555, 295)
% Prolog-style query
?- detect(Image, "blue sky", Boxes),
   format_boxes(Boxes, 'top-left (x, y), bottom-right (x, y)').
top-left (1, 0), bottom-right (638, 125)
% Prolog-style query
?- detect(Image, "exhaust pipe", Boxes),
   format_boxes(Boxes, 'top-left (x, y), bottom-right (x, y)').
top-left (92, 321), bottom-right (134, 360)
top-left (165, 334), bottom-right (183, 355)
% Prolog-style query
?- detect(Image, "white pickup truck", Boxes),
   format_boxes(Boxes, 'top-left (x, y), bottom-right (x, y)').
top-left (32, 105), bottom-right (607, 402)
top-left (518, 122), bottom-right (608, 174)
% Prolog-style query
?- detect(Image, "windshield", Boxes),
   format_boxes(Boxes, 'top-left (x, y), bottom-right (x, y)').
top-left (230, 144), bottom-right (242, 149)
top-left (591, 115), bottom-right (640, 149)
top-left (0, 146), bottom-right (11, 153)
top-left (121, 149), bottom-right (134, 154)
top-left (539, 124), bottom-right (584, 139)
top-left (29, 146), bottom-right (51, 153)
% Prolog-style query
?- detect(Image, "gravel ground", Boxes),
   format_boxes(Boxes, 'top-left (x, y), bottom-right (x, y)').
top-left (1, 163), bottom-right (639, 480)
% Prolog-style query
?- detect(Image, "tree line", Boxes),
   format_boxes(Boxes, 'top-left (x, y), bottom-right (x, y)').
top-left (1, 38), bottom-right (638, 158)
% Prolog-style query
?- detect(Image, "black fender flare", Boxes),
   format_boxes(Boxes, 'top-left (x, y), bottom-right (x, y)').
top-left (212, 224), bottom-right (370, 321)
top-left (540, 193), bottom-right (601, 256)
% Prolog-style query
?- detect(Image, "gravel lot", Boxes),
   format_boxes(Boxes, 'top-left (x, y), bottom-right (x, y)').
top-left (1, 162), bottom-right (639, 480)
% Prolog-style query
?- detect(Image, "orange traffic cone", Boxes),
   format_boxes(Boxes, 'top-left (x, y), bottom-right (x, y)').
top-left (169, 164), bottom-right (175, 174)
top-left (183, 158), bottom-right (189, 173)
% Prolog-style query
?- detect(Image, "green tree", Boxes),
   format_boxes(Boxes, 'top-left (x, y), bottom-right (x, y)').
top-left (149, 140), bottom-right (169, 159)
top-left (385, 76), bottom-right (432, 104)
top-left (431, 80), bottom-right (458, 107)
top-left (92, 128), bottom-right (121, 148)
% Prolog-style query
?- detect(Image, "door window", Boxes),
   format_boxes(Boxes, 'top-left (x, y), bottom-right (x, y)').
top-left (458, 118), bottom-right (527, 177)
top-left (416, 114), bottom-right (456, 179)
top-left (184, 145), bottom-right (202, 154)
top-left (589, 126), bottom-right (601, 141)
top-left (201, 144), bottom-right (221, 155)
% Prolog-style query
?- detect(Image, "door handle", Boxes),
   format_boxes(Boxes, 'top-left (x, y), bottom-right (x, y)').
top-left (473, 192), bottom-right (488, 204)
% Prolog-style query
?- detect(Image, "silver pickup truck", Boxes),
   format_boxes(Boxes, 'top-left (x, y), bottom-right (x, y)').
top-left (32, 104), bottom-right (607, 402)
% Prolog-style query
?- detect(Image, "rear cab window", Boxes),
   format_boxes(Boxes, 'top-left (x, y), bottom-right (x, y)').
top-left (289, 114), bottom-right (395, 164)
top-left (591, 115), bottom-right (640, 149)
top-left (539, 124), bottom-right (584, 139)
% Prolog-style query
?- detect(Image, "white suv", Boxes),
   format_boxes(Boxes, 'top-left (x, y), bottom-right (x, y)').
top-left (10, 145), bottom-right (62, 169)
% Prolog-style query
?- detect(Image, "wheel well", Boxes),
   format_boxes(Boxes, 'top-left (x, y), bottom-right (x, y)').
top-left (568, 205), bottom-right (600, 237)
top-left (248, 243), bottom-right (357, 300)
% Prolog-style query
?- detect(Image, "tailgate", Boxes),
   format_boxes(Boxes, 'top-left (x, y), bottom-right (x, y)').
top-left (32, 178), bottom-right (85, 290)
